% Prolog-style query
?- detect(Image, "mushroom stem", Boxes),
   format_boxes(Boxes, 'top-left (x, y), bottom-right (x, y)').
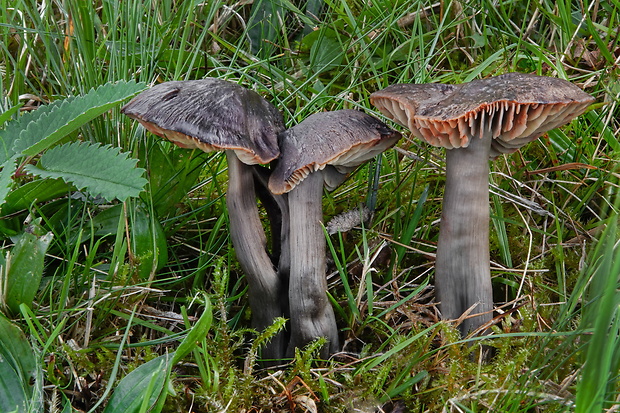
top-left (252, 166), bottom-right (291, 332)
top-left (435, 133), bottom-right (494, 335)
top-left (225, 151), bottom-right (285, 359)
top-left (286, 171), bottom-right (339, 357)
top-left (252, 165), bottom-right (291, 286)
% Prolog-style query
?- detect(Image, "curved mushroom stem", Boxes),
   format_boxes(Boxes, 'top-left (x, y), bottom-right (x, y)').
top-left (225, 151), bottom-right (285, 360)
top-left (252, 166), bottom-right (291, 336)
top-left (252, 165), bottom-right (291, 286)
top-left (435, 133), bottom-right (494, 336)
top-left (286, 171), bottom-right (339, 357)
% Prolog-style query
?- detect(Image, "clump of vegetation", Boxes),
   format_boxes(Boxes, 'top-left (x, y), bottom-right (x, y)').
top-left (0, 1), bottom-right (619, 412)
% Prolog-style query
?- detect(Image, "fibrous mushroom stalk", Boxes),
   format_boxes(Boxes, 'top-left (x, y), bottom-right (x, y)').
top-left (285, 171), bottom-right (339, 357)
top-left (435, 133), bottom-right (494, 334)
top-left (226, 151), bottom-right (286, 359)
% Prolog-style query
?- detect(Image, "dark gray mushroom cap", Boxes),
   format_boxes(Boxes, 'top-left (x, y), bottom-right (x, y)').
top-left (121, 78), bottom-right (284, 164)
top-left (370, 73), bottom-right (595, 157)
top-left (268, 110), bottom-right (401, 195)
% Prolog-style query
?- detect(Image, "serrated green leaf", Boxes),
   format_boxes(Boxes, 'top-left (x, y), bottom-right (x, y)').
top-left (0, 101), bottom-right (72, 163)
top-left (103, 353), bottom-right (172, 413)
top-left (0, 156), bottom-right (19, 206)
top-left (10, 80), bottom-right (146, 157)
top-left (24, 141), bottom-right (147, 202)
top-left (0, 315), bottom-right (39, 413)
top-left (2, 99), bottom-right (77, 141)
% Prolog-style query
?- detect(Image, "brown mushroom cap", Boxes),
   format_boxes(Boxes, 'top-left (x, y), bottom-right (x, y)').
top-left (268, 110), bottom-right (401, 195)
top-left (370, 73), bottom-right (595, 157)
top-left (121, 78), bottom-right (284, 164)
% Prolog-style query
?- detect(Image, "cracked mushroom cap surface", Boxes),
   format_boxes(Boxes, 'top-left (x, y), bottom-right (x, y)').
top-left (121, 78), bottom-right (284, 164)
top-left (268, 110), bottom-right (401, 195)
top-left (370, 72), bottom-right (595, 157)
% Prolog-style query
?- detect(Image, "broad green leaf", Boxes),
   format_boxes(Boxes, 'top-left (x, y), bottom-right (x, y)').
top-left (0, 315), bottom-right (40, 413)
top-left (141, 143), bottom-right (209, 218)
top-left (129, 205), bottom-right (168, 280)
top-left (24, 141), bottom-right (147, 202)
top-left (1, 224), bottom-right (53, 314)
top-left (1, 178), bottom-right (72, 214)
top-left (11, 80), bottom-right (146, 157)
top-left (302, 0), bottom-right (324, 34)
top-left (247, 0), bottom-right (311, 57)
top-left (247, 0), bottom-right (286, 57)
top-left (172, 298), bottom-right (212, 364)
top-left (308, 28), bottom-right (344, 73)
top-left (103, 353), bottom-right (172, 413)
top-left (84, 203), bottom-right (168, 279)
top-left (88, 204), bottom-right (125, 238)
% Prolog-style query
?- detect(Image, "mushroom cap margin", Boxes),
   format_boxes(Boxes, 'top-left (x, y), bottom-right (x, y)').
top-left (370, 73), bottom-right (595, 156)
top-left (121, 78), bottom-right (284, 165)
top-left (268, 110), bottom-right (401, 195)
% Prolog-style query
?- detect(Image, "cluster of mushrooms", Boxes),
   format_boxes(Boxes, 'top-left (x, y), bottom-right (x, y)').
top-left (122, 73), bottom-right (594, 361)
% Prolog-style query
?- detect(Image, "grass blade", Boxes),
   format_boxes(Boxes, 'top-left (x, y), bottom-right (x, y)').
top-left (575, 217), bottom-right (620, 412)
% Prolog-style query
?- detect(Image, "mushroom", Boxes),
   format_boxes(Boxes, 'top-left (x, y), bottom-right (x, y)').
top-left (268, 109), bottom-right (401, 356)
top-left (370, 73), bottom-right (594, 335)
top-left (121, 78), bottom-right (288, 359)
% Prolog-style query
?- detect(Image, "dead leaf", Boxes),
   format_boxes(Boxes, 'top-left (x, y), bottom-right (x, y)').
top-left (293, 395), bottom-right (317, 413)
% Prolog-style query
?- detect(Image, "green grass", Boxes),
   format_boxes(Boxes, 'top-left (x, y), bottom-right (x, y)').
top-left (1, 0), bottom-right (619, 411)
